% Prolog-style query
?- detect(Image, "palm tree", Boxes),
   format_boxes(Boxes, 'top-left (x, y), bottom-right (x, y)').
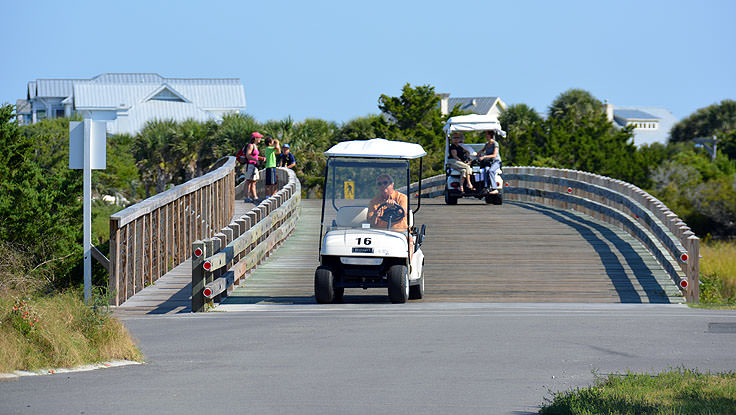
top-left (134, 119), bottom-right (177, 196)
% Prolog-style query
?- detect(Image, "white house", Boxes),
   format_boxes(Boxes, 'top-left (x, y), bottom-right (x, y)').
top-left (17, 73), bottom-right (246, 135)
top-left (606, 103), bottom-right (677, 146)
top-left (437, 93), bottom-right (507, 119)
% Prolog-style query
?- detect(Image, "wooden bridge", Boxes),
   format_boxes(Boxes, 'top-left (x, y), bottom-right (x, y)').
top-left (108, 158), bottom-right (698, 314)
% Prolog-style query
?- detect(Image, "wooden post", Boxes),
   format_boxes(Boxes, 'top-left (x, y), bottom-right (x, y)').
top-left (146, 212), bottom-right (153, 286)
top-left (109, 218), bottom-right (121, 306)
top-left (191, 240), bottom-right (207, 313)
top-left (125, 224), bottom-right (132, 302)
top-left (688, 235), bottom-right (700, 304)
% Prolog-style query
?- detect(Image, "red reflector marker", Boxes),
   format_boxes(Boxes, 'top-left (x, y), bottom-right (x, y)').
top-left (203, 287), bottom-right (213, 298)
top-left (194, 248), bottom-right (203, 257)
top-left (680, 279), bottom-right (688, 289)
top-left (203, 261), bottom-right (212, 271)
top-left (680, 253), bottom-right (688, 263)
top-left (505, 182), bottom-right (509, 187)
top-left (567, 187), bottom-right (573, 193)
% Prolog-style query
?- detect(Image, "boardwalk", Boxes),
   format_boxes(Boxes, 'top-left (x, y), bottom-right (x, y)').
top-left (114, 197), bottom-right (258, 315)
top-left (116, 197), bottom-right (683, 314)
top-left (222, 198), bottom-right (682, 306)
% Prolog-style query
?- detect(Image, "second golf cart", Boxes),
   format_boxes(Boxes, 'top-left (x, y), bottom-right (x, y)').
top-left (315, 138), bottom-right (427, 304)
top-left (443, 114), bottom-right (505, 205)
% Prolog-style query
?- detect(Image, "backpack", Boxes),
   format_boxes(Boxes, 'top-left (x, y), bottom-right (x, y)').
top-left (236, 146), bottom-right (248, 164)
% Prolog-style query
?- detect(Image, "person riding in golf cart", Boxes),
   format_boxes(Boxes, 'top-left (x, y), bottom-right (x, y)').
top-left (315, 138), bottom-right (427, 304)
top-left (443, 114), bottom-right (505, 205)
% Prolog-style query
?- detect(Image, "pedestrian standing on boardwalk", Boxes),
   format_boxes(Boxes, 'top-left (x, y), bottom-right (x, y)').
top-left (243, 132), bottom-right (265, 202)
top-left (278, 143), bottom-right (296, 169)
top-left (263, 135), bottom-right (281, 197)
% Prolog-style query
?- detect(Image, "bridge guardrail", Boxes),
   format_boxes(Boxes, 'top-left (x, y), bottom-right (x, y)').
top-left (108, 157), bottom-right (236, 306)
top-left (412, 168), bottom-right (699, 303)
top-left (191, 168), bottom-right (301, 312)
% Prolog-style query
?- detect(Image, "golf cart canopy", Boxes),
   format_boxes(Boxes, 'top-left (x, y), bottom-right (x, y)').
top-left (443, 114), bottom-right (505, 135)
top-left (325, 138), bottom-right (427, 159)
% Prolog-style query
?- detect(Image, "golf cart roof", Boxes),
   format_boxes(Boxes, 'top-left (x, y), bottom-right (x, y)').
top-left (443, 114), bottom-right (505, 133)
top-left (325, 138), bottom-right (427, 159)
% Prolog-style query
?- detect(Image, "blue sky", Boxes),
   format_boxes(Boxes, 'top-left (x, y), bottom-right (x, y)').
top-left (2, 0), bottom-right (734, 124)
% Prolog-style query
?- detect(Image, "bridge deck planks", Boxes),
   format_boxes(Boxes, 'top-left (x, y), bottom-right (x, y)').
top-left (223, 198), bottom-right (682, 305)
top-left (117, 196), bottom-right (684, 315)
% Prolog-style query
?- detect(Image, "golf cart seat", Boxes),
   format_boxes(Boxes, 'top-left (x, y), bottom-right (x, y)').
top-left (335, 206), bottom-right (368, 227)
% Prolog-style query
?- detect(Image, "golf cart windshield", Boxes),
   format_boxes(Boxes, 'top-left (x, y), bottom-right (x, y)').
top-left (322, 157), bottom-right (410, 232)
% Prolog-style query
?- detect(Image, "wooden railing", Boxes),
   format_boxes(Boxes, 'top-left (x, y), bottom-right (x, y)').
top-left (412, 168), bottom-right (700, 303)
top-left (191, 168), bottom-right (301, 312)
top-left (108, 157), bottom-right (237, 306)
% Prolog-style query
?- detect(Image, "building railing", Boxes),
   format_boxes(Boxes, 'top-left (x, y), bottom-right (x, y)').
top-left (412, 167), bottom-right (700, 303)
top-left (191, 168), bottom-right (301, 312)
top-left (108, 157), bottom-right (237, 306)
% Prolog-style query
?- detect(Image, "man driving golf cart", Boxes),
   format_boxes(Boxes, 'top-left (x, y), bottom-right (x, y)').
top-left (315, 138), bottom-right (426, 304)
top-left (368, 173), bottom-right (409, 231)
top-left (443, 114), bottom-right (505, 205)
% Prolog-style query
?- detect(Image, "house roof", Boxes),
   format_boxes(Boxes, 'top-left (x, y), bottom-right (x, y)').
top-left (613, 109), bottom-right (660, 121)
top-left (611, 106), bottom-right (679, 146)
top-left (15, 99), bottom-right (31, 114)
top-left (32, 79), bottom-right (76, 98)
top-left (73, 77), bottom-right (246, 109)
top-left (447, 96), bottom-right (502, 115)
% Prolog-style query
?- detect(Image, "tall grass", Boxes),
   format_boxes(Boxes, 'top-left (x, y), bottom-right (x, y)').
top-left (0, 241), bottom-right (142, 373)
top-left (700, 240), bottom-right (736, 304)
top-left (0, 290), bottom-right (142, 373)
top-left (540, 369), bottom-right (736, 415)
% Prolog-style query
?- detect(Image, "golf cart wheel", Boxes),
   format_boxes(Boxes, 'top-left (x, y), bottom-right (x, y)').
top-left (409, 274), bottom-right (424, 300)
top-left (444, 191), bottom-right (458, 205)
top-left (388, 265), bottom-right (409, 304)
top-left (315, 266), bottom-right (335, 304)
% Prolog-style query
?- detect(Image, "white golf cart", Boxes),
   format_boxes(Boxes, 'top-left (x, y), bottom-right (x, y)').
top-left (315, 138), bottom-right (427, 304)
top-left (443, 114), bottom-right (505, 205)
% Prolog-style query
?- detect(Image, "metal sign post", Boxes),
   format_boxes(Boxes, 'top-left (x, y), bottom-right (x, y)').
top-left (69, 119), bottom-right (107, 303)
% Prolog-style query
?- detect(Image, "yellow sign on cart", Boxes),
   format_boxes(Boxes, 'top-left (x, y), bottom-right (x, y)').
top-left (344, 180), bottom-right (355, 199)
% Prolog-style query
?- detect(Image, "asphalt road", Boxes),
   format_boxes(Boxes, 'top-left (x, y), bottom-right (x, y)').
top-left (1, 303), bottom-right (735, 414)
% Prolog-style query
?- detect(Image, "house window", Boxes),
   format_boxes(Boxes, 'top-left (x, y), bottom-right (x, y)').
top-left (36, 110), bottom-right (46, 120)
top-left (56, 109), bottom-right (65, 118)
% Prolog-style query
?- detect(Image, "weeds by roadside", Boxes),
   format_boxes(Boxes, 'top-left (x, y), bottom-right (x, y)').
top-left (0, 289), bottom-right (142, 373)
top-left (540, 368), bottom-right (736, 415)
top-left (700, 239), bottom-right (736, 305)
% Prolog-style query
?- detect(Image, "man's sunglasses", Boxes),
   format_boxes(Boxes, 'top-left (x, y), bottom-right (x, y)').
top-left (376, 180), bottom-right (392, 186)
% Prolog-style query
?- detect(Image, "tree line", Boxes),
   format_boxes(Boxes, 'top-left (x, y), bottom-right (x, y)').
top-left (0, 87), bottom-right (734, 292)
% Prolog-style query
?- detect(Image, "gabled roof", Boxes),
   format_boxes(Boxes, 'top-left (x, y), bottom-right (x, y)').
top-left (611, 106), bottom-right (679, 146)
top-left (34, 79), bottom-right (76, 98)
top-left (613, 109), bottom-right (660, 121)
top-left (90, 73), bottom-right (165, 83)
top-left (15, 99), bottom-right (31, 114)
top-left (73, 79), bottom-right (245, 109)
top-left (144, 84), bottom-right (190, 103)
top-left (447, 96), bottom-right (505, 115)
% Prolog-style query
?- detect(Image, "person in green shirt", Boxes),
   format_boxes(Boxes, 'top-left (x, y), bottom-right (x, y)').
top-left (263, 136), bottom-right (281, 197)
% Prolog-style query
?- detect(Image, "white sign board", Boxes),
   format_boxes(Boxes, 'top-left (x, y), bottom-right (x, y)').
top-left (69, 120), bottom-right (107, 169)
